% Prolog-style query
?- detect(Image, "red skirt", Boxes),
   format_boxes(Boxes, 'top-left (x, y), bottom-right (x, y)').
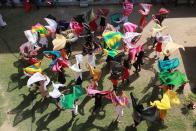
top-left (89, 20), bottom-right (97, 31)
top-left (122, 68), bottom-right (129, 80)
top-left (111, 79), bottom-right (118, 86)
top-left (156, 42), bottom-right (162, 52)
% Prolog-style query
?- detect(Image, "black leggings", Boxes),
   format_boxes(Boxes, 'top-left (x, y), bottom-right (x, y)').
top-left (133, 62), bottom-right (141, 71)
top-left (134, 120), bottom-right (140, 127)
top-left (152, 37), bottom-right (157, 48)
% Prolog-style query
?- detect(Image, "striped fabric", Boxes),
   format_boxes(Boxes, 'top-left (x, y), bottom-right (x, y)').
top-left (103, 31), bottom-right (123, 50)
top-left (32, 23), bottom-right (48, 37)
top-left (103, 49), bottom-right (118, 58)
top-left (123, 22), bottom-right (138, 33)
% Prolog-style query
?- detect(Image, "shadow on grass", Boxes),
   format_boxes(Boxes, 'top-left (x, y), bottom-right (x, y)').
top-left (8, 91), bottom-right (38, 115)
top-left (88, 98), bottom-right (111, 115)
top-left (139, 85), bottom-right (160, 105)
top-left (98, 63), bottom-right (110, 90)
top-left (193, 121), bottom-right (196, 129)
top-left (72, 113), bottom-right (105, 131)
top-left (180, 104), bottom-right (191, 115)
top-left (56, 117), bottom-right (75, 131)
top-left (125, 125), bottom-right (137, 131)
top-left (141, 69), bottom-right (160, 94)
top-left (176, 85), bottom-right (185, 94)
top-left (78, 95), bottom-right (92, 116)
top-left (9, 92), bottom-right (52, 127)
top-left (147, 121), bottom-right (168, 131)
top-left (7, 60), bottom-right (30, 92)
top-left (11, 91), bottom-right (38, 126)
top-left (36, 109), bottom-right (61, 131)
top-left (142, 38), bottom-right (157, 71)
top-left (127, 73), bottom-right (140, 85)
top-left (107, 120), bottom-right (119, 130)
top-left (43, 67), bottom-right (58, 82)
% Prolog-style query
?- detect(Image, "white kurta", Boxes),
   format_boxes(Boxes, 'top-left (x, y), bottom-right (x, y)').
top-left (49, 82), bottom-right (65, 98)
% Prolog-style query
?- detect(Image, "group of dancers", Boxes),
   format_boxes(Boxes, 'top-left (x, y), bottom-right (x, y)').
top-left (8, 0), bottom-right (189, 129)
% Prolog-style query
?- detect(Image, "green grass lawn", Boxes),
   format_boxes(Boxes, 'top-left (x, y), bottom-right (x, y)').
top-left (0, 7), bottom-right (196, 131)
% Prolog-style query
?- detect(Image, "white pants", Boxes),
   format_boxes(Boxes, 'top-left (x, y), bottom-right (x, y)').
top-left (116, 105), bottom-right (124, 121)
top-left (122, 16), bottom-right (128, 23)
top-left (39, 37), bottom-right (48, 48)
top-left (72, 104), bottom-right (78, 115)
top-left (115, 26), bottom-right (121, 32)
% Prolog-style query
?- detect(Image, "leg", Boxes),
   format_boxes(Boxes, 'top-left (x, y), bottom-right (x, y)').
top-left (113, 85), bottom-right (117, 92)
top-left (93, 105), bottom-right (99, 115)
top-left (117, 106), bottom-right (123, 122)
top-left (72, 104), bottom-right (78, 117)
top-left (132, 120), bottom-right (140, 127)
top-left (152, 38), bottom-right (157, 48)
top-left (133, 62), bottom-right (138, 72)
top-left (138, 63), bottom-right (141, 71)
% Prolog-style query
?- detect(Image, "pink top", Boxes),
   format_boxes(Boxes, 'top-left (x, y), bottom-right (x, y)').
top-left (129, 44), bottom-right (144, 61)
top-left (70, 21), bottom-right (83, 36)
top-left (123, 22), bottom-right (137, 33)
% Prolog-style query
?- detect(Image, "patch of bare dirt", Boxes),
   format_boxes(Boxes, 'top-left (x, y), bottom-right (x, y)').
top-left (0, 121), bottom-right (16, 131)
